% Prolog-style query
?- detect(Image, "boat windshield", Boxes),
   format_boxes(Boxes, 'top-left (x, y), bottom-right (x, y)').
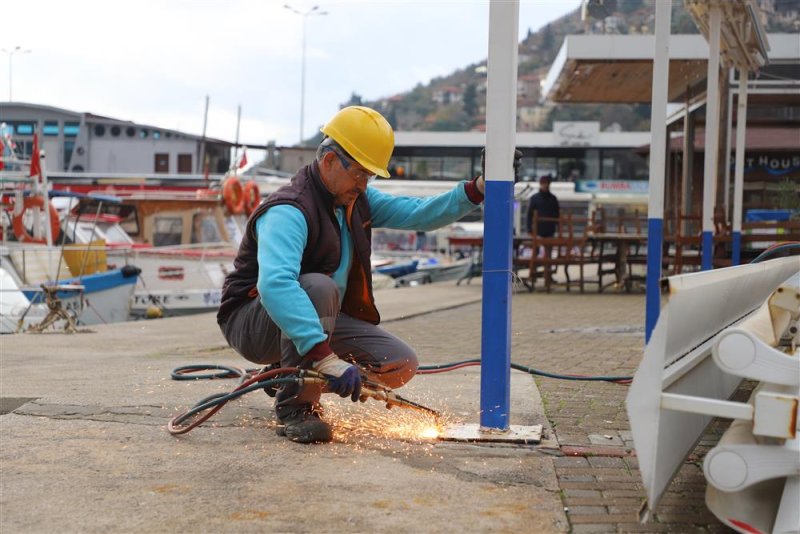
top-left (191, 212), bottom-right (223, 244)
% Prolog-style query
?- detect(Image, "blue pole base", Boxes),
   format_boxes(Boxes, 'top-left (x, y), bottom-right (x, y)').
top-left (480, 179), bottom-right (514, 431)
top-left (644, 218), bottom-right (663, 344)
top-left (732, 231), bottom-right (741, 266)
top-left (702, 231), bottom-right (713, 271)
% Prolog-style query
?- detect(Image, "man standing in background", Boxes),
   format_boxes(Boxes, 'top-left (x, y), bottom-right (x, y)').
top-left (526, 175), bottom-right (560, 287)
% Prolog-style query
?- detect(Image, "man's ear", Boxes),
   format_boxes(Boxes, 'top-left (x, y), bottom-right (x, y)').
top-left (319, 150), bottom-right (336, 173)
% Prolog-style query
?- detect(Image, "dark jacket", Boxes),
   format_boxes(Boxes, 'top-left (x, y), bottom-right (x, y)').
top-left (217, 160), bottom-right (379, 326)
top-left (526, 191), bottom-right (560, 237)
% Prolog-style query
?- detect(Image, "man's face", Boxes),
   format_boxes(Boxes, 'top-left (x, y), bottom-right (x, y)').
top-left (540, 179), bottom-right (551, 192)
top-left (321, 149), bottom-right (375, 206)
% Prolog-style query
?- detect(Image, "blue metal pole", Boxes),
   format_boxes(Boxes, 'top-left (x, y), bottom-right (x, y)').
top-left (480, 0), bottom-right (518, 430)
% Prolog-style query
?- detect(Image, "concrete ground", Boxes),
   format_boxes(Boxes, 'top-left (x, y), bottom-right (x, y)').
top-left (1, 279), bottom-right (730, 533)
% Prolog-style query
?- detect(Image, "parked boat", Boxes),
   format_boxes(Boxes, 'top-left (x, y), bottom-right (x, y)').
top-left (1, 136), bottom-right (140, 331)
top-left (60, 189), bottom-right (240, 318)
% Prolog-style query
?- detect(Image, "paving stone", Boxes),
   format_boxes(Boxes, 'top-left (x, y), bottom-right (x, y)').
top-left (589, 433), bottom-right (625, 446)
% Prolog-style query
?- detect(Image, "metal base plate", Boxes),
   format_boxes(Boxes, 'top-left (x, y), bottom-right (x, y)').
top-left (440, 423), bottom-right (543, 444)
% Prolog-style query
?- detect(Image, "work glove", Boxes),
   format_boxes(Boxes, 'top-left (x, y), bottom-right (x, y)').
top-left (312, 353), bottom-right (362, 402)
top-left (480, 148), bottom-right (523, 183)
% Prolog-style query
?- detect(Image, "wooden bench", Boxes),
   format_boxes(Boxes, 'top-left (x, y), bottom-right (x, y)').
top-left (526, 213), bottom-right (598, 293)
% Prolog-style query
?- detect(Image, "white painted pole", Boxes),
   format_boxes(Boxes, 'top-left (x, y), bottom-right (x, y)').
top-left (723, 74), bottom-right (733, 220)
top-left (480, 0), bottom-right (518, 431)
top-left (644, 0), bottom-right (671, 343)
top-left (732, 69), bottom-right (748, 265)
top-left (701, 6), bottom-right (722, 271)
top-left (233, 104), bottom-right (241, 174)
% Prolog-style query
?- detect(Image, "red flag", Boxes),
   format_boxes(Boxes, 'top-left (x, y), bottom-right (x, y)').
top-left (29, 133), bottom-right (41, 179)
top-left (238, 149), bottom-right (248, 169)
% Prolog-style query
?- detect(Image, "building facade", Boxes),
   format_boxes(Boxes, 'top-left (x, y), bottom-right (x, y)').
top-left (0, 103), bottom-right (233, 176)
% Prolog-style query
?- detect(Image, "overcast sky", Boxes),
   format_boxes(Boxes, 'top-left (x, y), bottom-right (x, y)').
top-left (3, 0), bottom-right (579, 154)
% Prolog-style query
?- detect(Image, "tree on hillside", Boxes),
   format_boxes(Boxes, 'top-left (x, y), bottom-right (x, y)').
top-left (541, 23), bottom-right (554, 51)
top-left (343, 92), bottom-right (363, 107)
top-left (463, 83), bottom-right (478, 118)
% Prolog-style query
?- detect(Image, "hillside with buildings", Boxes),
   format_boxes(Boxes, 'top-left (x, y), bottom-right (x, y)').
top-left (306, 0), bottom-right (797, 144)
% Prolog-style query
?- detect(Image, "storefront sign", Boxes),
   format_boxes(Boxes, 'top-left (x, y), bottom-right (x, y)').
top-left (576, 180), bottom-right (649, 194)
top-left (553, 121), bottom-right (599, 147)
top-left (743, 153), bottom-right (800, 177)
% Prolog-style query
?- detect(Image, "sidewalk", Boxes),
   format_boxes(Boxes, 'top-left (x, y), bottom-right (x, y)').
top-left (0, 280), bottom-right (727, 533)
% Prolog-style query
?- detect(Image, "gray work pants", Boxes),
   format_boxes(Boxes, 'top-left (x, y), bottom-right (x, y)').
top-left (220, 273), bottom-right (418, 420)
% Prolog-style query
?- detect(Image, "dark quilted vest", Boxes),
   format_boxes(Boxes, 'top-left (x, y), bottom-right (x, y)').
top-left (217, 161), bottom-right (379, 326)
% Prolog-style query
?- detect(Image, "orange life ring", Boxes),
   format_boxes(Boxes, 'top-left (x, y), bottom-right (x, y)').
top-left (242, 181), bottom-right (261, 215)
top-left (222, 177), bottom-right (244, 214)
top-left (12, 196), bottom-right (61, 244)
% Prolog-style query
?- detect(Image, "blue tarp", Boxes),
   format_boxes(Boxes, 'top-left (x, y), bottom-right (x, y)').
top-left (744, 209), bottom-right (793, 222)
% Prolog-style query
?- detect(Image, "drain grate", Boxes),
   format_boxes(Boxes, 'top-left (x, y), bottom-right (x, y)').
top-left (0, 397), bottom-right (39, 415)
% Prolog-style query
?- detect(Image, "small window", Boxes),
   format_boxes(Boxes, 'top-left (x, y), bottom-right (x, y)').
top-left (165, 132), bottom-right (172, 138)
top-left (140, 129), bottom-right (149, 139)
top-left (153, 131), bottom-right (161, 140)
top-left (94, 124), bottom-right (106, 137)
top-left (177, 154), bottom-right (192, 173)
top-left (152, 216), bottom-right (183, 246)
top-left (154, 153), bottom-right (169, 173)
top-left (126, 126), bottom-right (136, 137)
top-left (64, 140), bottom-right (75, 170)
top-left (191, 212), bottom-right (223, 244)
top-left (12, 122), bottom-right (35, 135)
top-left (110, 125), bottom-right (121, 137)
top-left (43, 122), bottom-right (59, 136)
top-left (64, 122), bottom-right (80, 137)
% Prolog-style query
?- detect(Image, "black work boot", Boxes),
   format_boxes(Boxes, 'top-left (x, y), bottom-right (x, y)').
top-left (275, 406), bottom-right (332, 444)
top-left (260, 363), bottom-right (281, 398)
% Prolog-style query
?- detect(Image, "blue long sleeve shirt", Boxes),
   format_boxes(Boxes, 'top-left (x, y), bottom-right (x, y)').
top-left (255, 182), bottom-right (481, 355)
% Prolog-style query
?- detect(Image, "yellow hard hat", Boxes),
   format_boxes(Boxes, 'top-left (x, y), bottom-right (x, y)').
top-left (320, 106), bottom-right (394, 178)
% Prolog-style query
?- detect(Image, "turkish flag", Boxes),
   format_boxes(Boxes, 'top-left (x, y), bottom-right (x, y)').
top-left (238, 149), bottom-right (248, 169)
top-left (29, 133), bottom-right (41, 179)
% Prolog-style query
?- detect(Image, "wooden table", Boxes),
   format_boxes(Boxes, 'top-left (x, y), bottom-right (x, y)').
top-left (588, 233), bottom-right (647, 292)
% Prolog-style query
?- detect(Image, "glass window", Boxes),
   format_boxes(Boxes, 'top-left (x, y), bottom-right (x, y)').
top-left (100, 222), bottom-right (134, 244)
top-left (64, 141), bottom-right (75, 170)
top-left (535, 157), bottom-right (557, 178)
top-left (153, 131), bottom-right (161, 140)
top-left (43, 122), bottom-right (59, 136)
top-left (139, 129), bottom-right (149, 139)
top-left (110, 125), bottom-right (121, 137)
top-left (64, 122), bottom-right (80, 137)
top-left (93, 124), bottom-right (105, 137)
top-left (388, 156), bottom-right (411, 178)
top-left (126, 126), bottom-right (136, 137)
top-left (410, 156), bottom-right (442, 180)
top-left (518, 156), bottom-right (536, 182)
top-left (152, 217), bottom-right (183, 246)
top-left (11, 122), bottom-right (35, 135)
top-left (177, 154), bottom-right (192, 173)
top-left (191, 212), bottom-right (222, 244)
top-left (154, 153), bottom-right (169, 173)
top-left (441, 156), bottom-right (472, 181)
top-left (602, 149), bottom-right (649, 180)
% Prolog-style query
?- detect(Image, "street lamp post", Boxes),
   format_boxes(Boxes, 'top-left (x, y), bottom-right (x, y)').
top-left (1, 46), bottom-right (32, 101)
top-left (284, 4), bottom-right (327, 145)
